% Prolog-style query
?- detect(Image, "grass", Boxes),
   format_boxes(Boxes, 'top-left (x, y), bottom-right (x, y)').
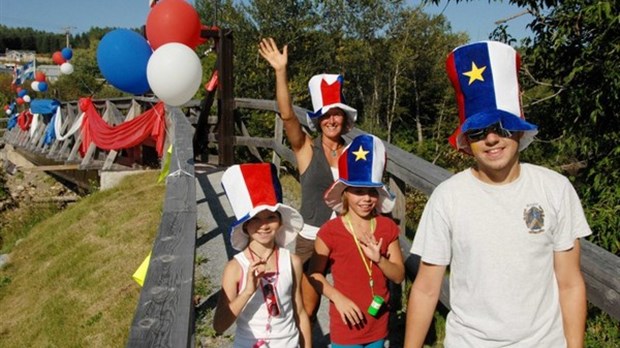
top-left (0, 171), bottom-right (165, 347)
top-left (0, 203), bottom-right (62, 254)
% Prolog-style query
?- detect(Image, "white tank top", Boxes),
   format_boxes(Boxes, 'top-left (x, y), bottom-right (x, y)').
top-left (233, 248), bottom-right (299, 347)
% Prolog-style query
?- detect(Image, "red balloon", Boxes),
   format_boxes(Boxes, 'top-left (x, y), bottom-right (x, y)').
top-left (16, 97), bottom-right (24, 105)
top-left (52, 51), bottom-right (66, 65)
top-left (35, 71), bottom-right (46, 82)
top-left (146, 0), bottom-right (205, 50)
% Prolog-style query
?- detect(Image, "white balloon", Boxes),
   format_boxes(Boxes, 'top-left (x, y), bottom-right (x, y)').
top-left (147, 42), bottom-right (202, 107)
top-left (60, 62), bottom-right (74, 75)
top-left (6, 109), bottom-right (12, 115)
top-left (23, 95), bottom-right (31, 103)
top-left (31, 81), bottom-right (40, 92)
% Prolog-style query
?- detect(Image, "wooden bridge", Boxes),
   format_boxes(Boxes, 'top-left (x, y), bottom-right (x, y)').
top-left (1, 97), bottom-right (619, 347)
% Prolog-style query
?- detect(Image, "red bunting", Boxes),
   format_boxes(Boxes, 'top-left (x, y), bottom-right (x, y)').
top-left (17, 110), bottom-right (33, 131)
top-left (78, 98), bottom-right (166, 158)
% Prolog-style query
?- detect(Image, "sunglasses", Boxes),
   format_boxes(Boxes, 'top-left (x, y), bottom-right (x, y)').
top-left (262, 283), bottom-right (280, 317)
top-left (464, 123), bottom-right (513, 142)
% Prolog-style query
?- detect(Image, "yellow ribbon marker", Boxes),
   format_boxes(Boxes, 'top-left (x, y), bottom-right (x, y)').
top-left (157, 144), bottom-right (173, 183)
top-left (132, 252), bottom-right (152, 287)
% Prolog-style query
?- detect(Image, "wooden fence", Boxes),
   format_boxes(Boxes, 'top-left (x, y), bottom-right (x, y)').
top-left (1, 97), bottom-right (618, 347)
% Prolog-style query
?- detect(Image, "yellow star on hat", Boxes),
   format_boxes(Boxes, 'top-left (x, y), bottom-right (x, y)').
top-left (463, 62), bottom-right (486, 85)
top-left (352, 145), bottom-right (369, 161)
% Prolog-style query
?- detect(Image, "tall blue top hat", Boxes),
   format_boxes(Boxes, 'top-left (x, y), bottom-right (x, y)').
top-left (306, 74), bottom-right (357, 134)
top-left (446, 41), bottom-right (538, 154)
top-left (324, 134), bottom-right (395, 214)
top-left (221, 163), bottom-right (303, 251)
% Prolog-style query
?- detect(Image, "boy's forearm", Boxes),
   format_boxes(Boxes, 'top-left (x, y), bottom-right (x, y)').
top-left (559, 284), bottom-right (587, 348)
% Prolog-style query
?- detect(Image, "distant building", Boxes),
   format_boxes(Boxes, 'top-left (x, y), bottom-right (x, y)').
top-left (38, 65), bottom-right (61, 82)
top-left (2, 49), bottom-right (36, 63)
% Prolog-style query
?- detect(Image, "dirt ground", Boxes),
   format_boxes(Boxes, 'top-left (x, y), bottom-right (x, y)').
top-left (0, 159), bottom-right (75, 211)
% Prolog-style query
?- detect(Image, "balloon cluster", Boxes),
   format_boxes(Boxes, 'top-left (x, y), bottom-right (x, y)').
top-left (15, 87), bottom-right (31, 104)
top-left (96, 0), bottom-right (205, 106)
top-left (31, 71), bottom-right (49, 92)
top-left (4, 103), bottom-right (14, 116)
top-left (52, 47), bottom-right (75, 75)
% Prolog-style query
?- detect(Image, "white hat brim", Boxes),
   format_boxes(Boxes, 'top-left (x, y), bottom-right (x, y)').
top-left (306, 103), bottom-right (357, 133)
top-left (229, 203), bottom-right (303, 251)
top-left (324, 180), bottom-right (395, 215)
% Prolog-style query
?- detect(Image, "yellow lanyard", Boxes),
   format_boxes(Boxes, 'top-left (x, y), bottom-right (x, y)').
top-left (344, 214), bottom-right (377, 295)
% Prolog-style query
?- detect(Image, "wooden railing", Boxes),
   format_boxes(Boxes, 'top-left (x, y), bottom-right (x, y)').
top-left (126, 106), bottom-right (197, 346)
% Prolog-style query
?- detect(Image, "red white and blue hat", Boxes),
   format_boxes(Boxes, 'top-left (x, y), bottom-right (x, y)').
top-left (324, 134), bottom-right (395, 214)
top-left (446, 41), bottom-right (538, 154)
top-left (221, 163), bottom-right (303, 251)
top-left (307, 74), bottom-right (357, 133)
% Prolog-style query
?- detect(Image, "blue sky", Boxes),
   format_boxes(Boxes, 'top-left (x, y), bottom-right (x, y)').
top-left (415, 0), bottom-right (534, 41)
top-left (0, 0), bottom-right (532, 41)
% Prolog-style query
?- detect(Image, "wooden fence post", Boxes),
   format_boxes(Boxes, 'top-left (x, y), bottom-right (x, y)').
top-left (217, 28), bottom-right (234, 166)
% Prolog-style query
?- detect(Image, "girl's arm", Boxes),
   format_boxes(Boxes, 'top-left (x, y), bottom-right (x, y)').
top-left (291, 254), bottom-right (312, 348)
top-left (375, 239), bottom-right (405, 284)
top-left (213, 258), bottom-right (264, 334)
top-left (360, 234), bottom-right (405, 284)
top-left (308, 237), bottom-right (365, 326)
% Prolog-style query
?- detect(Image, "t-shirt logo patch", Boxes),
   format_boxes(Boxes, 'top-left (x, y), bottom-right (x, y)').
top-left (523, 204), bottom-right (545, 234)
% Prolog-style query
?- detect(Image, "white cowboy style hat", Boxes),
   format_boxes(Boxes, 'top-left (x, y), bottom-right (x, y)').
top-left (221, 163), bottom-right (303, 251)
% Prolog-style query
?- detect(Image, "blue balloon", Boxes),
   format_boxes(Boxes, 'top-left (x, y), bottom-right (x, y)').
top-left (17, 89), bottom-right (28, 97)
top-left (38, 82), bottom-right (48, 92)
top-left (61, 47), bottom-right (73, 60)
top-left (96, 29), bottom-right (152, 95)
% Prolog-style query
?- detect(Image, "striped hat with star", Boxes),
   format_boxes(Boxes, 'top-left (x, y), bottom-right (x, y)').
top-left (324, 134), bottom-right (395, 214)
top-left (446, 41), bottom-right (538, 154)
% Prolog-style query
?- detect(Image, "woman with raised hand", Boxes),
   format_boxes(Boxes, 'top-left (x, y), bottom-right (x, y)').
top-left (259, 37), bottom-right (358, 318)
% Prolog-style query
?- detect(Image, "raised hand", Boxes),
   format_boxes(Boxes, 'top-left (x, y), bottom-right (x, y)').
top-left (241, 259), bottom-right (266, 296)
top-left (360, 237), bottom-right (383, 263)
top-left (258, 37), bottom-right (288, 72)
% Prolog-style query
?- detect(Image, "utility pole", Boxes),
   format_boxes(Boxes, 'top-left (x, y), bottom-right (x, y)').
top-left (60, 26), bottom-right (77, 48)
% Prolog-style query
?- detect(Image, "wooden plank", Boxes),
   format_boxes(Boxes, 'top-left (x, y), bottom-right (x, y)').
top-left (217, 29), bottom-right (235, 166)
top-left (27, 115), bottom-right (46, 151)
top-left (127, 106), bottom-right (196, 348)
top-left (80, 102), bottom-right (114, 168)
top-left (389, 176), bottom-right (407, 235)
top-left (581, 240), bottom-right (620, 320)
top-left (47, 104), bottom-right (72, 158)
top-left (271, 115), bottom-right (283, 176)
top-left (239, 120), bottom-right (262, 161)
top-left (102, 100), bottom-right (141, 170)
top-left (19, 164), bottom-right (80, 172)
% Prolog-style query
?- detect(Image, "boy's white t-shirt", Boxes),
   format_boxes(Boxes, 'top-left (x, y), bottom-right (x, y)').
top-left (411, 163), bottom-right (592, 347)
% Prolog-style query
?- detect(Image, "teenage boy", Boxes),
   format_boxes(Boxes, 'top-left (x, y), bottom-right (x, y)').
top-left (404, 41), bottom-right (592, 348)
